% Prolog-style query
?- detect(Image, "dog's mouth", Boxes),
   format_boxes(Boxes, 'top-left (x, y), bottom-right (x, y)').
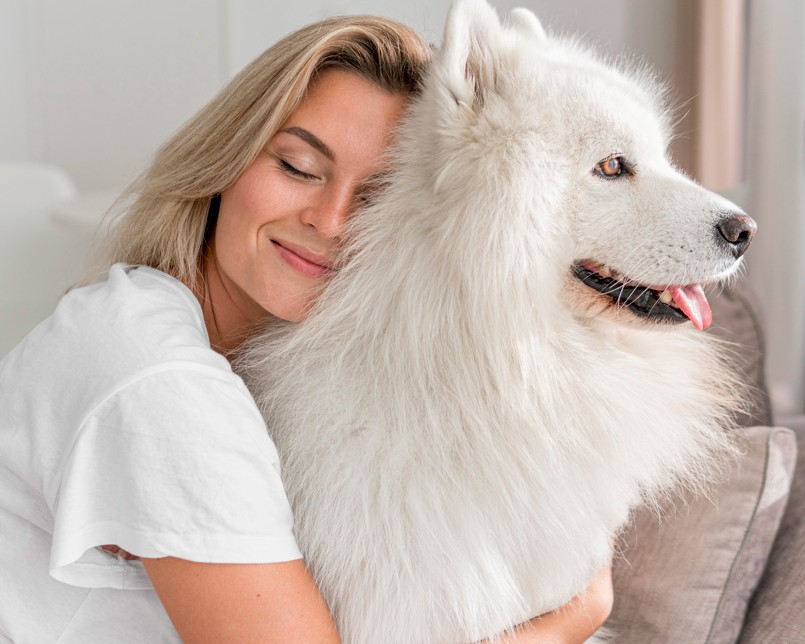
top-left (572, 260), bottom-right (713, 330)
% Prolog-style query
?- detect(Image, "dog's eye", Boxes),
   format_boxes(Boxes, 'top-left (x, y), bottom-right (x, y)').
top-left (593, 156), bottom-right (631, 179)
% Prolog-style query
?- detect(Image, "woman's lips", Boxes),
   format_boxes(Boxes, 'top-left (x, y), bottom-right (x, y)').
top-left (272, 240), bottom-right (334, 278)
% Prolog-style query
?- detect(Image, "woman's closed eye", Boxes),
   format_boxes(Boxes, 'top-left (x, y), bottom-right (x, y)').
top-left (278, 158), bottom-right (320, 181)
top-left (268, 150), bottom-right (319, 181)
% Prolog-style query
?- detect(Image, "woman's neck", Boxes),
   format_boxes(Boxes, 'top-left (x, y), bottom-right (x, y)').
top-left (193, 254), bottom-right (271, 358)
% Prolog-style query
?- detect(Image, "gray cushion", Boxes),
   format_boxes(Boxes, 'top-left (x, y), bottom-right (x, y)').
top-left (738, 416), bottom-right (805, 643)
top-left (708, 280), bottom-right (773, 427)
top-left (607, 425), bottom-right (797, 643)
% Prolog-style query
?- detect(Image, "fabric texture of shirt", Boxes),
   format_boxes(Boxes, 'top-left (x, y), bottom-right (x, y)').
top-left (0, 264), bottom-right (301, 643)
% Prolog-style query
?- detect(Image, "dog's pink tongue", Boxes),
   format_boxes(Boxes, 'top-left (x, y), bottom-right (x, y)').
top-left (669, 284), bottom-right (712, 331)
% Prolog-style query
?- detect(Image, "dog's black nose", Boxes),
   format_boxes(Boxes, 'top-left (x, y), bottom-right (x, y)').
top-left (717, 213), bottom-right (756, 258)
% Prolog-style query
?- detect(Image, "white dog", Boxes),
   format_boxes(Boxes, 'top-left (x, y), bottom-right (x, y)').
top-left (239, 0), bottom-right (755, 641)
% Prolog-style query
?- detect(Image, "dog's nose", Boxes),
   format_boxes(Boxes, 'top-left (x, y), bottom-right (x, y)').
top-left (717, 213), bottom-right (756, 258)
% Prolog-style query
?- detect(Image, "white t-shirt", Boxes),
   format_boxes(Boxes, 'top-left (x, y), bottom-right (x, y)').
top-left (0, 264), bottom-right (302, 643)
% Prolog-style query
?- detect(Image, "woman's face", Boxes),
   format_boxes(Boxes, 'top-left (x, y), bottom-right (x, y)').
top-left (211, 69), bottom-right (407, 323)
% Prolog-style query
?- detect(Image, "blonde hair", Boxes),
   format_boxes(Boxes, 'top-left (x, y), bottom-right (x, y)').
top-left (95, 16), bottom-right (430, 289)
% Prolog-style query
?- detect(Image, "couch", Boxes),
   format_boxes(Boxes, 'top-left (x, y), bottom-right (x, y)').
top-left (606, 278), bottom-right (804, 643)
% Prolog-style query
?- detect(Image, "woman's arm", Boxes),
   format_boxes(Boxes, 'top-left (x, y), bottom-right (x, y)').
top-left (142, 557), bottom-right (340, 643)
top-left (488, 565), bottom-right (613, 644)
top-left (144, 557), bottom-right (610, 644)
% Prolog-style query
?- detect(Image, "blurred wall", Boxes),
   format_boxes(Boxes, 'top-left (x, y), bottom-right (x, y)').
top-left (11, 0), bottom-right (223, 191)
top-left (0, 0), bottom-right (34, 162)
top-left (745, 0), bottom-right (805, 415)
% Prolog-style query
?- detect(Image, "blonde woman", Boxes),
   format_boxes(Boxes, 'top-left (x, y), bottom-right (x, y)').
top-left (0, 13), bottom-right (610, 643)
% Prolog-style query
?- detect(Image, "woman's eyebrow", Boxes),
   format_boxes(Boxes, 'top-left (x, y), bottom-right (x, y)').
top-left (280, 126), bottom-right (335, 161)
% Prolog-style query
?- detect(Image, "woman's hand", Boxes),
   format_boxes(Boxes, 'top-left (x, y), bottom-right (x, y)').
top-left (488, 564), bottom-right (613, 644)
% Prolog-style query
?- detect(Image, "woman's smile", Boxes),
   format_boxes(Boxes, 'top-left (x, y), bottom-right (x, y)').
top-left (271, 239), bottom-right (335, 278)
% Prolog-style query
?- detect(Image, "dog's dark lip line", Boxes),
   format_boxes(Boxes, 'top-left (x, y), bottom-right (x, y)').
top-left (571, 263), bottom-right (688, 323)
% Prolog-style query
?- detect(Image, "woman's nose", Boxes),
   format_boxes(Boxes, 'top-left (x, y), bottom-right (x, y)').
top-left (300, 186), bottom-right (352, 238)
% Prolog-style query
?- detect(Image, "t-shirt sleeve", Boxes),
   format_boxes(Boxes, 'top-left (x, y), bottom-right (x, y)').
top-left (48, 364), bottom-right (303, 589)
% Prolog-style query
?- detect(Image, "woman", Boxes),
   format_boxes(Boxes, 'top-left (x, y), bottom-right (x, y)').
top-left (0, 13), bottom-right (610, 643)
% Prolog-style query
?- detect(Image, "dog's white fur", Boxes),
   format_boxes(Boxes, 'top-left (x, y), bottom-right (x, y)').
top-left (239, 1), bottom-right (746, 641)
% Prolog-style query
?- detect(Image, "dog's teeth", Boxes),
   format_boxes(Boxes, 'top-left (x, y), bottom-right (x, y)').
top-left (610, 270), bottom-right (623, 281)
top-left (598, 265), bottom-right (612, 278)
top-left (659, 290), bottom-right (672, 304)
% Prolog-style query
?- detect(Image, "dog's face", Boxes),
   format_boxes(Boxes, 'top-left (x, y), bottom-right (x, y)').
top-left (422, 0), bottom-right (755, 331)
top-left (556, 63), bottom-right (754, 331)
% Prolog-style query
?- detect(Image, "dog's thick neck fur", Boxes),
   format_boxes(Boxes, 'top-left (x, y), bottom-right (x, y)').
top-left (238, 1), bottom-right (743, 641)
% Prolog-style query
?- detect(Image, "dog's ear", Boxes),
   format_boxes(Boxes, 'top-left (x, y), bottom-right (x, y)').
top-left (440, 0), bottom-right (502, 111)
top-left (507, 8), bottom-right (547, 41)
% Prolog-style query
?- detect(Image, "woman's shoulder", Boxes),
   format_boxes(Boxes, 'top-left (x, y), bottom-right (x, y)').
top-left (64, 264), bottom-right (206, 338)
top-left (57, 264), bottom-right (211, 361)
top-left (0, 264), bottom-right (244, 478)
top-left (2, 263), bottom-right (228, 403)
